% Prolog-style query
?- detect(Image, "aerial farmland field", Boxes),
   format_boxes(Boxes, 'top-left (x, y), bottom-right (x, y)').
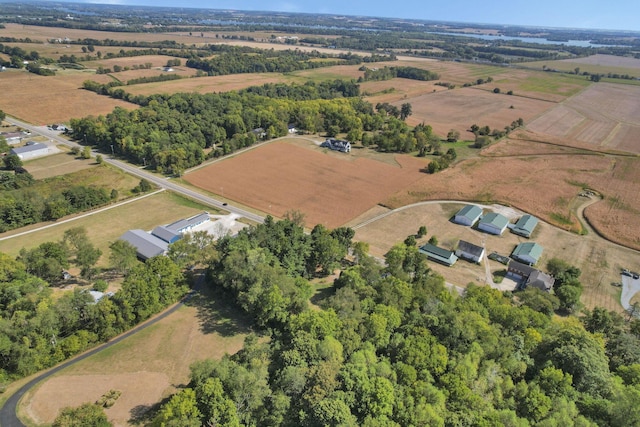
top-left (184, 139), bottom-right (428, 228)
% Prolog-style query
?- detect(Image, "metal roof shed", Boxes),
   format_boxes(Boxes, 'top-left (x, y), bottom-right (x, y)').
top-left (419, 243), bottom-right (458, 266)
top-left (511, 214), bottom-right (538, 238)
top-left (120, 229), bottom-right (168, 260)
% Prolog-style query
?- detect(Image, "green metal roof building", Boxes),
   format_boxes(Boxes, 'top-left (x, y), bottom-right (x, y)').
top-left (511, 242), bottom-right (544, 265)
top-left (419, 243), bottom-right (458, 266)
top-left (453, 205), bottom-right (483, 226)
top-left (511, 214), bottom-right (539, 238)
top-left (478, 212), bottom-right (509, 235)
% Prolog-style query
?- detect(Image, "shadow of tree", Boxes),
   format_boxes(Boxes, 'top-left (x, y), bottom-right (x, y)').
top-left (184, 283), bottom-right (254, 337)
top-left (310, 285), bottom-right (334, 308)
top-left (129, 403), bottom-right (158, 425)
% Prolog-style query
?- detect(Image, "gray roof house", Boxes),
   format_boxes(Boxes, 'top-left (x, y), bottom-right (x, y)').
top-left (453, 205), bottom-right (483, 226)
top-left (455, 240), bottom-right (485, 264)
top-left (526, 270), bottom-right (555, 291)
top-left (511, 214), bottom-right (539, 238)
top-left (507, 260), bottom-right (554, 292)
top-left (511, 242), bottom-right (544, 265)
top-left (120, 229), bottom-right (169, 260)
top-left (478, 212), bottom-right (509, 235)
top-left (419, 243), bottom-right (458, 266)
top-left (9, 142), bottom-right (49, 160)
top-left (321, 138), bottom-right (351, 153)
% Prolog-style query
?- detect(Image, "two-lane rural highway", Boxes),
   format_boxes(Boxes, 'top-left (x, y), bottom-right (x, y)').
top-left (5, 116), bottom-right (265, 224)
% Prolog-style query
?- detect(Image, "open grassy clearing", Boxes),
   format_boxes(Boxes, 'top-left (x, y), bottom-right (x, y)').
top-left (0, 69), bottom-right (136, 124)
top-left (353, 201), bottom-right (632, 313)
top-left (0, 191), bottom-right (214, 266)
top-left (20, 284), bottom-right (252, 426)
top-left (23, 151), bottom-right (98, 180)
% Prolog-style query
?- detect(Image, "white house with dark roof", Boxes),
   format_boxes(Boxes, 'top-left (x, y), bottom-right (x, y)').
top-left (9, 142), bottom-right (50, 160)
top-left (478, 212), bottom-right (509, 235)
top-left (453, 205), bottom-right (483, 226)
top-left (455, 240), bottom-right (485, 263)
top-left (321, 138), bottom-right (351, 153)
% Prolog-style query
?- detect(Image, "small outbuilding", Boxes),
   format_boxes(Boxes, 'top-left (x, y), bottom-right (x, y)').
top-left (478, 212), bottom-right (509, 235)
top-left (511, 242), bottom-right (544, 265)
top-left (455, 240), bottom-right (485, 263)
top-left (511, 214), bottom-right (538, 238)
top-left (419, 243), bottom-right (458, 266)
top-left (9, 142), bottom-right (50, 160)
top-left (453, 205), bottom-right (483, 226)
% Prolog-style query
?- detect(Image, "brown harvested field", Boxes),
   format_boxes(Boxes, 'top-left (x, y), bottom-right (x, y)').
top-left (397, 86), bottom-right (554, 138)
top-left (384, 134), bottom-right (640, 251)
top-left (353, 201), bottom-right (633, 313)
top-left (0, 69), bottom-right (136, 124)
top-left (184, 139), bottom-right (428, 228)
top-left (523, 54), bottom-right (640, 77)
top-left (20, 291), bottom-right (250, 426)
top-left (125, 72), bottom-right (294, 96)
top-left (527, 83), bottom-right (640, 152)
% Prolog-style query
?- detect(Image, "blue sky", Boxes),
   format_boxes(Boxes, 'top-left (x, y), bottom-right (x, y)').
top-left (82, 0), bottom-right (640, 32)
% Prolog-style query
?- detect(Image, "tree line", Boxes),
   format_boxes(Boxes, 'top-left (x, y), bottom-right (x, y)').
top-left (145, 217), bottom-right (640, 427)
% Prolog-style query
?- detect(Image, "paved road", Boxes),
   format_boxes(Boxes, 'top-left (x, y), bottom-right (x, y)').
top-left (5, 117), bottom-right (265, 225)
top-left (0, 290), bottom-right (196, 427)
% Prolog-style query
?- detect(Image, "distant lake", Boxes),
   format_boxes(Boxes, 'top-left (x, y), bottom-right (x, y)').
top-left (429, 32), bottom-right (620, 47)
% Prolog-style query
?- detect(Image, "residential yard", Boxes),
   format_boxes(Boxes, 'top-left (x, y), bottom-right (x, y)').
top-left (19, 284), bottom-right (252, 426)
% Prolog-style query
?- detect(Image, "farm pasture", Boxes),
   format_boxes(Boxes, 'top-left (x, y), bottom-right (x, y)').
top-left (184, 139), bottom-right (428, 229)
top-left (23, 151), bottom-right (97, 180)
top-left (124, 72), bottom-right (295, 96)
top-left (397, 86), bottom-right (554, 138)
top-left (522, 54), bottom-right (640, 77)
top-left (0, 69), bottom-right (136, 124)
top-left (527, 83), bottom-right (640, 152)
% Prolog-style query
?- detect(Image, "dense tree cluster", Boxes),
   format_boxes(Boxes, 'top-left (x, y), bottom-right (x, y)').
top-left (186, 47), bottom-right (393, 76)
top-left (152, 220), bottom-right (640, 426)
top-left (0, 177), bottom-right (113, 232)
top-left (71, 85), bottom-right (386, 172)
top-left (359, 66), bottom-right (440, 82)
top-left (0, 238), bottom-right (188, 384)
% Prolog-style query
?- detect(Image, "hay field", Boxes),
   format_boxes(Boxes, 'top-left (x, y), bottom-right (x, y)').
top-left (0, 69), bottom-right (136, 124)
top-left (124, 72), bottom-right (294, 96)
top-left (21, 290), bottom-right (250, 426)
top-left (522, 54), bottom-right (640, 77)
top-left (397, 86), bottom-right (554, 138)
top-left (184, 139), bottom-right (427, 228)
top-left (527, 83), bottom-right (640, 152)
top-left (24, 151), bottom-right (97, 180)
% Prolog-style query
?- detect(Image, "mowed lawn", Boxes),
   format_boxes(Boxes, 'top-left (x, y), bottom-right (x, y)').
top-left (0, 191), bottom-right (213, 266)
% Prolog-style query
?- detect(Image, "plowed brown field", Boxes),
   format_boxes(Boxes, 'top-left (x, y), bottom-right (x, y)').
top-left (0, 69), bottom-right (136, 124)
top-left (184, 140), bottom-right (428, 228)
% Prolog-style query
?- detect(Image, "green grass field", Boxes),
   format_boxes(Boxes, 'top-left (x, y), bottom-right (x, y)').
top-left (0, 191), bottom-right (216, 265)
